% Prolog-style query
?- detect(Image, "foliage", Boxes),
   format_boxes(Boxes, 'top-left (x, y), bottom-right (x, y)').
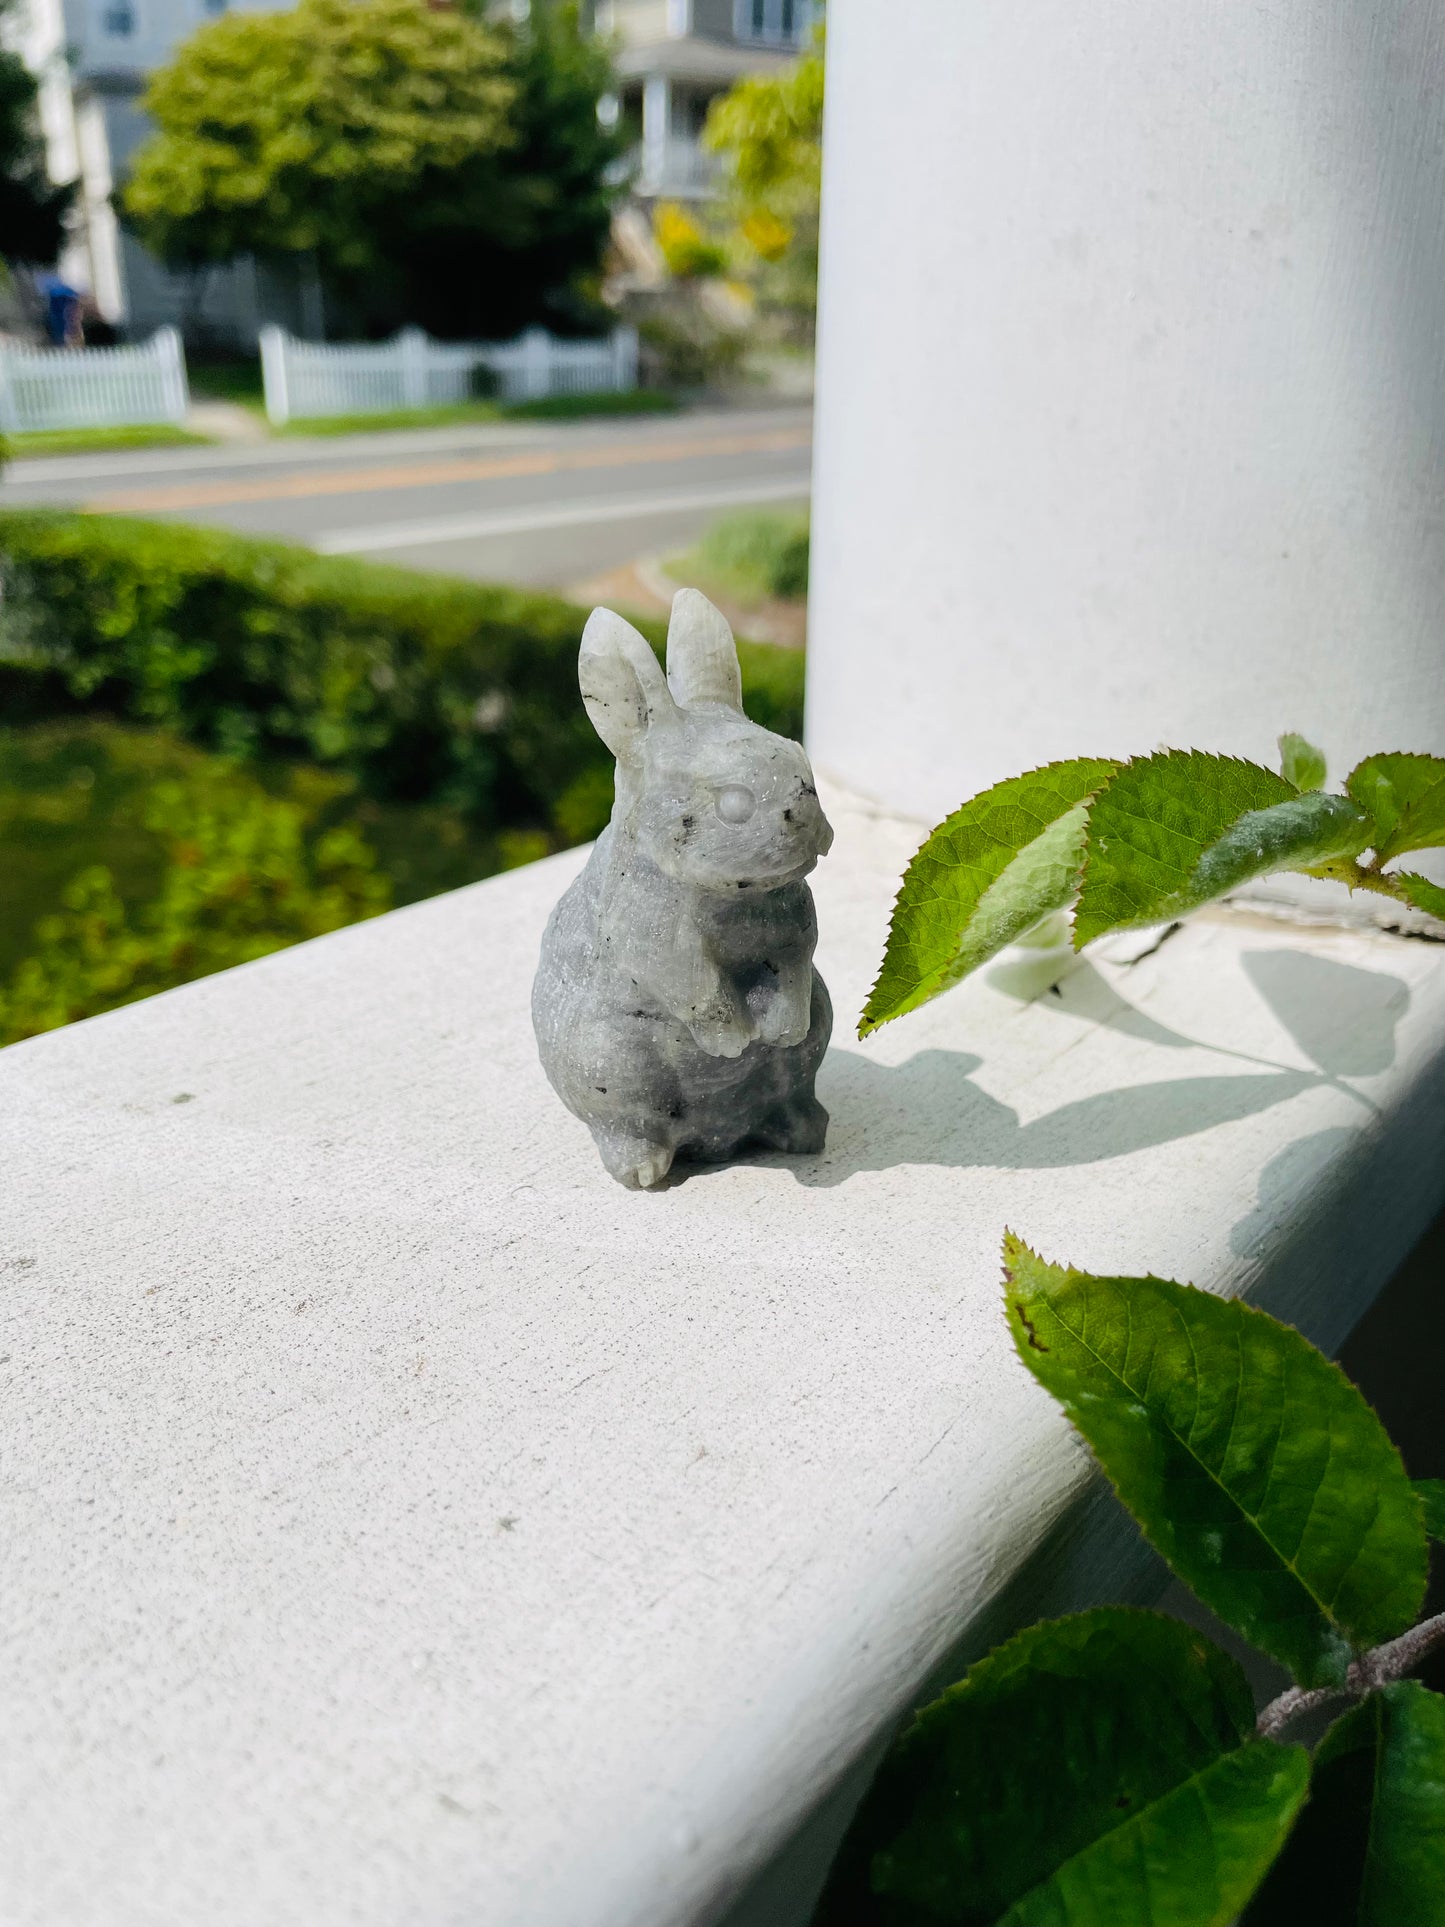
top-left (5, 424), bottom-right (211, 457)
top-left (862, 736), bottom-right (1445, 1035)
top-left (653, 201), bottom-right (729, 281)
top-left (1002, 1242), bottom-right (1426, 1690)
top-left (0, 717), bottom-right (504, 986)
top-left (387, 1), bottom-right (628, 339)
top-left (1418, 1481), bottom-right (1445, 1545)
top-left (0, 740), bottom-right (390, 1046)
top-left (1245, 1683), bottom-right (1445, 1923)
top-left (689, 508), bottom-right (810, 602)
top-left (637, 304), bottom-right (748, 390)
top-left (122, 0), bottom-right (513, 276)
top-left (0, 0), bottom-right (72, 268)
top-left (120, 0), bottom-right (624, 337)
top-left (704, 22), bottom-right (824, 332)
top-left (816, 1236), bottom-right (1445, 1926)
top-left (0, 510), bottom-right (805, 854)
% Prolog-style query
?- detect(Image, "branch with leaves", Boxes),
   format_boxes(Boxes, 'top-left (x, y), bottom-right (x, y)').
top-left (814, 1238), bottom-right (1445, 1925)
top-left (862, 739), bottom-right (1445, 1037)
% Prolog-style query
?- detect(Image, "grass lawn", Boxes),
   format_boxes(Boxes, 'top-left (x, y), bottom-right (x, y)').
top-left (280, 400), bottom-right (504, 437)
top-left (502, 389), bottom-right (679, 421)
top-left (280, 389), bottom-right (679, 437)
top-left (5, 423), bottom-right (214, 459)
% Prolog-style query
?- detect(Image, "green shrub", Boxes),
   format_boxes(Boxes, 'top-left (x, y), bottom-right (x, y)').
top-left (693, 508), bottom-right (810, 601)
top-left (0, 510), bottom-right (805, 848)
top-left (0, 734), bottom-right (391, 1046)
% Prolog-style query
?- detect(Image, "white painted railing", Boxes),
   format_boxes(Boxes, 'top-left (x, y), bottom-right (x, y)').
top-left (634, 137), bottom-right (721, 199)
top-left (259, 324), bottom-right (640, 427)
top-left (5, 775), bottom-right (1444, 1927)
top-left (0, 327), bottom-right (188, 434)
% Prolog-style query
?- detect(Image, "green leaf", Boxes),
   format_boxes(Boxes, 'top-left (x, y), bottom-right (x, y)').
top-left (1074, 752), bottom-right (1372, 945)
top-left (1244, 1683), bottom-right (1445, 1926)
top-left (1002, 1237), bottom-right (1427, 1688)
top-left (1386, 869), bottom-right (1445, 923)
top-left (860, 759), bottom-right (1118, 1036)
top-left (1280, 733), bottom-right (1327, 792)
top-left (1417, 1480), bottom-right (1445, 1544)
top-left (1345, 753), bottom-right (1445, 862)
top-left (812, 1608), bottom-right (1307, 1927)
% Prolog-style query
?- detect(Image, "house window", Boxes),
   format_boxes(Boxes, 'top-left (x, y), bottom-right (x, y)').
top-left (102, 0), bottom-right (134, 32)
top-left (736, 0), bottom-right (807, 46)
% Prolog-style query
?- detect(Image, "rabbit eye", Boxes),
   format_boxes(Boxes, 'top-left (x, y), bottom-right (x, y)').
top-left (715, 785), bottom-right (756, 824)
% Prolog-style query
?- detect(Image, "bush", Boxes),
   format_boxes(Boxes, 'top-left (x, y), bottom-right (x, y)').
top-left (695, 508), bottom-right (810, 600)
top-left (0, 731), bottom-right (391, 1045)
top-left (0, 511), bottom-right (805, 848)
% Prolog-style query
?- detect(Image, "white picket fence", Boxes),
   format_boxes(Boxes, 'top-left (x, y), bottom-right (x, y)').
top-left (258, 324), bottom-right (639, 427)
top-left (0, 327), bottom-right (189, 434)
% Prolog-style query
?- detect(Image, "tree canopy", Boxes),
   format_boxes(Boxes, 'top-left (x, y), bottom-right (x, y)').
top-left (0, 0), bottom-right (73, 268)
top-left (404, 0), bottom-right (626, 339)
top-left (123, 0), bottom-right (514, 275)
top-left (703, 25), bottom-right (823, 333)
top-left (121, 0), bottom-right (625, 338)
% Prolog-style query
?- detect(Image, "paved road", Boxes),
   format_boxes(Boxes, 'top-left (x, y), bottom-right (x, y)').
top-left (0, 406), bottom-right (813, 590)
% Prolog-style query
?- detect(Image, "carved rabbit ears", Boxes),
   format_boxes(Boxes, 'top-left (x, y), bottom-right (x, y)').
top-left (579, 589), bottom-right (743, 759)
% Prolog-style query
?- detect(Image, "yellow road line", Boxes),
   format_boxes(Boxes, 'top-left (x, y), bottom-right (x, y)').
top-left (85, 428), bottom-right (811, 516)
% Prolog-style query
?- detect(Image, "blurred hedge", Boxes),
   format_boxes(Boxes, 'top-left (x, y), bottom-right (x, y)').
top-left (0, 511), bottom-right (806, 846)
top-left (0, 731), bottom-right (391, 1045)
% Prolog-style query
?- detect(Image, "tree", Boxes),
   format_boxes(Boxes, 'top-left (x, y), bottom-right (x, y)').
top-left (121, 0), bottom-right (516, 282)
top-left (703, 23), bottom-right (823, 337)
top-left (0, 1), bottom-right (73, 268)
top-left (389, 0), bottom-right (627, 339)
top-left (120, 0), bottom-right (626, 339)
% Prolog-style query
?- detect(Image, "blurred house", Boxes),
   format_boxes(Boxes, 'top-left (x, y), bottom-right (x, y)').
top-left (9, 0), bottom-right (326, 345)
top-left (598, 1), bottom-right (815, 203)
top-left (7, 0), bottom-right (816, 345)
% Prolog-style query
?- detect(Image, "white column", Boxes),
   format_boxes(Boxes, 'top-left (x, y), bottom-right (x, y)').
top-left (641, 73), bottom-right (670, 196)
top-left (807, 0), bottom-right (1445, 825)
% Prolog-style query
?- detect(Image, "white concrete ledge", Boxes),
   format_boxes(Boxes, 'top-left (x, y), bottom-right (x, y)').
top-left (4, 778), bottom-right (1444, 1927)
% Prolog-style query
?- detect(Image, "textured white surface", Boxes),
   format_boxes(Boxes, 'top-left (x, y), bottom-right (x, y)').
top-left (4, 778), bottom-right (1445, 1927)
top-left (808, 0), bottom-right (1445, 826)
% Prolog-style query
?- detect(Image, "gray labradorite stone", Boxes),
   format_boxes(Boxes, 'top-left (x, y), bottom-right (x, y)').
top-left (532, 590), bottom-right (834, 1189)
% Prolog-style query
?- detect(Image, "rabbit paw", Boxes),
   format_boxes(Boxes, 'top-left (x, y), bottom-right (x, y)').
top-left (688, 1013), bottom-right (753, 1059)
top-left (595, 1126), bottom-right (675, 1190)
top-left (757, 991), bottom-right (812, 1048)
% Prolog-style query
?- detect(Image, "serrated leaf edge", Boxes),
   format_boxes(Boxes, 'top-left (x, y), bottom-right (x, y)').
top-left (1000, 1236), bottom-right (1426, 1683)
top-left (858, 758), bottom-right (1117, 1037)
top-left (1073, 749), bottom-right (1298, 947)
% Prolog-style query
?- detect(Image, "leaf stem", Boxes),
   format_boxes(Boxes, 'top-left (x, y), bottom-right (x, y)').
top-left (1256, 1610), bottom-right (1445, 1738)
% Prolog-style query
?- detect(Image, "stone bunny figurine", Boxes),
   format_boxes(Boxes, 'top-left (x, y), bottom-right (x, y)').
top-left (533, 589), bottom-right (834, 1188)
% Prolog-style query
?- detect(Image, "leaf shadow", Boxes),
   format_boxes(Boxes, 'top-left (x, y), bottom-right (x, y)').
top-left (783, 950), bottom-right (1410, 1186)
top-left (793, 1049), bottom-right (1319, 1184)
top-left (1240, 950), bottom-right (1410, 1078)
